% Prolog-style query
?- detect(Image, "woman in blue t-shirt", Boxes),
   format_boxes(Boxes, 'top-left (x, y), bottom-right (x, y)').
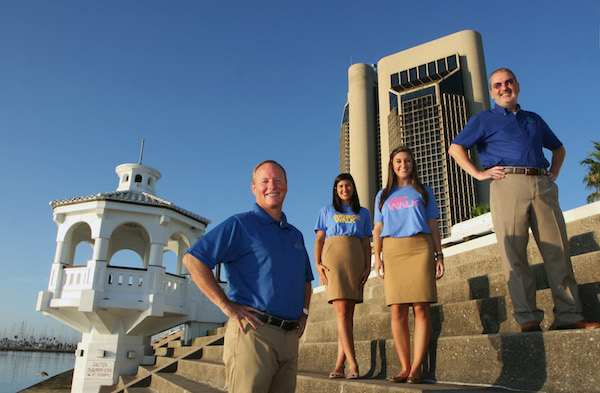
top-left (314, 173), bottom-right (372, 379)
top-left (373, 146), bottom-right (445, 384)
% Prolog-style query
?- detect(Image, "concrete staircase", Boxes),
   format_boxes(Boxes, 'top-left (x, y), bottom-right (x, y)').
top-left (99, 329), bottom-right (227, 393)
top-left (102, 202), bottom-right (600, 393)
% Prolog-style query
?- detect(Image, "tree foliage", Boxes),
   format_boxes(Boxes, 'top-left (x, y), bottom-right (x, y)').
top-left (470, 204), bottom-right (490, 218)
top-left (580, 140), bottom-right (600, 203)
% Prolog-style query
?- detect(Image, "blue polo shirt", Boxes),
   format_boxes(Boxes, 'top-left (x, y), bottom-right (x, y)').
top-left (452, 104), bottom-right (562, 169)
top-left (314, 205), bottom-right (372, 240)
top-left (186, 203), bottom-right (313, 320)
top-left (374, 185), bottom-right (439, 239)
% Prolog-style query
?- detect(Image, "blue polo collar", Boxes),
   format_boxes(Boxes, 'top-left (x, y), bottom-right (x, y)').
top-left (253, 203), bottom-right (289, 228)
top-left (492, 103), bottom-right (521, 115)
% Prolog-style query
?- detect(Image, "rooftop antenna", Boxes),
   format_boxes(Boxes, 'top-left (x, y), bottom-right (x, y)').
top-left (138, 139), bottom-right (145, 165)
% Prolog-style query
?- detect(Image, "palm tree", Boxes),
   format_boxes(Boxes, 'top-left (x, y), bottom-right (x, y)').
top-left (580, 140), bottom-right (600, 203)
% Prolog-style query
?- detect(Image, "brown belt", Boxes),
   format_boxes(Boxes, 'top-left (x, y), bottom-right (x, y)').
top-left (503, 167), bottom-right (547, 176)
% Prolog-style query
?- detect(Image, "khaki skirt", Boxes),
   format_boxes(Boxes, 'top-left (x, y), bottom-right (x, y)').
top-left (322, 236), bottom-right (366, 303)
top-left (382, 233), bottom-right (437, 305)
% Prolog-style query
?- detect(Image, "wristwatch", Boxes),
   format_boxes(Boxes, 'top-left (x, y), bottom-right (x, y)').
top-left (302, 307), bottom-right (309, 317)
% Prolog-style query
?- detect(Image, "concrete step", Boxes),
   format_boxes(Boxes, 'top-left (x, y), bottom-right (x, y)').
top-left (191, 335), bottom-right (224, 347)
top-left (148, 355), bottom-right (527, 392)
top-left (296, 372), bottom-right (519, 392)
top-left (152, 347), bottom-right (521, 392)
top-left (297, 328), bottom-right (600, 393)
top-left (168, 340), bottom-right (184, 348)
top-left (143, 320), bottom-right (600, 393)
top-left (198, 345), bottom-right (223, 363)
top-left (123, 388), bottom-right (154, 393)
top-left (302, 283), bottom-right (600, 343)
top-left (152, 329), bottom-right (185, 349)
top-left (105, 336), bottom-right (224, 393)
top-left (153, 337), bottom-right (224, 361)
top-left (154, 346), bottom-right (174, 357)
top-left (176, 359), bottom-right (227, 389)
top-left (306, 249), bottom-right (600, 333)
top-left (206, 326), bottom-right (226, 337)
top-left (440, 213), bottom-right (600, 282)
top-left (154, 355), bottom-right (179, 368)
top-left (136, 365), bottom-right (158, 378)
top-left (441, 249), bottom-right (600, 292)
top-left (118, 375), bottom-right (136, 388)
top-left (166, 346), bottom-right (202, 359)
top-left (151, 372), bottom-right (225, 392)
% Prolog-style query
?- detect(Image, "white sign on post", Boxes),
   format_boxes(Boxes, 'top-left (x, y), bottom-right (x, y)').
top-left (86, 360), bottom-right (115, 379)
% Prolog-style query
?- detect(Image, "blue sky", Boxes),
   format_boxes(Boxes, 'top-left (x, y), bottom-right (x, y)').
top-left (1, 0), bottom-right (598, 336)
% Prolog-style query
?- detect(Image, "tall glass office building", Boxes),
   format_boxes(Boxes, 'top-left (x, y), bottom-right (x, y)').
top-left (341, 30), bottom-right (490, 237)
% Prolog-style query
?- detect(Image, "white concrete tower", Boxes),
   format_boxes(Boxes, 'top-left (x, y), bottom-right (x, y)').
top-left (37, 162), bottom-right (227, 393)
top-left (347, 63), bottom-right (379, 215)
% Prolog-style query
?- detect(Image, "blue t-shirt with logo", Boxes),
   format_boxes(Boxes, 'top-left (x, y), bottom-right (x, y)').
top-left (374, 185), bottom-right (439, 238)
top-left (314, 204), bottom-right (372, 240)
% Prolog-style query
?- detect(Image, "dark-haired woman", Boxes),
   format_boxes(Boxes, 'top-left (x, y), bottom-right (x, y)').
top-left (314, 173), bottom-right (372, 379)
top-left (373, 146), bottom-right (444, 384)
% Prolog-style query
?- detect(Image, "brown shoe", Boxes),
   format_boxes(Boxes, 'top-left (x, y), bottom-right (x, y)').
top-left (387, 375), bottom-right (407, 383)
top-left (407, 376), bottom-right (423, 384)
top-left (557, 320), bottom-right (600, 330)
top-left (520, 320), bottom-right (542, 332)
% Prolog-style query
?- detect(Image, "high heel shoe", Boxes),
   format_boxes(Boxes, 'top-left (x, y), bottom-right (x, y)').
top-left (328, 363), bottom-right (345, 379)
top-left (346, 364), bottom-right (359, 379)
top-left (407, 375), bottom-right (422, 384)
top-left (387, 375), bottom-right (408, 383)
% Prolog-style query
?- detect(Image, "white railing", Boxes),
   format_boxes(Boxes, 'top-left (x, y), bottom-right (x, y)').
top-left (104, 267), bottom-right (147, 302)
top-left (59, 266), bottom-right (90, 299)
top-left (162, 274), bottom-right (186, 307)
top-left (57, 265), bottom-right (188, 308)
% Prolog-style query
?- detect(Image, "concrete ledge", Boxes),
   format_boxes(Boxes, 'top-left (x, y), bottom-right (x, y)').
top-left (176, 359), bottom-right (226, 390)
top-left (298, 329), bottom-right (600, 393)
top-left (151, 372), bottom-right (224, 392)
top-left (296, 371), bottom-right (510, 392)
top-left (443, 201), bottom-right (600, 257)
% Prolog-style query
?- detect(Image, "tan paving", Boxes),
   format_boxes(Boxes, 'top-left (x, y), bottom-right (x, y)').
top-left (18, 370), bottom-right (73, 393)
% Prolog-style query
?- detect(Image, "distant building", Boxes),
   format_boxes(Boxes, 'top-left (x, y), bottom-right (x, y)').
top-left (341, 30), bottom-right (491, 237)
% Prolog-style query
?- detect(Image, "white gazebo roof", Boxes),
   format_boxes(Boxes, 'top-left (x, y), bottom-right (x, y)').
top-left (49, 162), bottom-right (210, 226)
top-left (50, 190), bottom-right (210, 226)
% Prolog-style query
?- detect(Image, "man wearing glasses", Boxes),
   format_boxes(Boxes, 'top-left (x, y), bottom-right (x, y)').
top-left (448, 68), bottom-right (599, 332)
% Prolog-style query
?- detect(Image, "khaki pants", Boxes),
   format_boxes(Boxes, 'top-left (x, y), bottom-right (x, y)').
top-left (490, 174), bottom-right (583, 327)
top-left (223, 318), bottom-right (299, 393)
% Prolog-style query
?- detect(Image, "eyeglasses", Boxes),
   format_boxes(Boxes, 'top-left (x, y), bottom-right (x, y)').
top-left (491, 79), bottom-right (515, 90)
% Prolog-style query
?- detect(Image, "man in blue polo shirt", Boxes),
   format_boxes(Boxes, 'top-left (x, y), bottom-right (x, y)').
top-left (448, 68), bottom-right (599, 332)
top-left (183, 160), bottom-right (313, 393)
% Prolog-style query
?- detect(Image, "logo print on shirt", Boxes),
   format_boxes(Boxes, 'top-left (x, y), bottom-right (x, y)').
top-left (292, 240), bottom-right (303, 250)
top-left (387, 196), bottom-right (419, 211)
top-left (333, 214), bottom-right (360, 224)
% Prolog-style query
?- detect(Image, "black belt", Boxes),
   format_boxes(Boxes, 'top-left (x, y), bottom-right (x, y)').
top-left (252, 312), bottom-right (299, 331)
top-left (503, 167), bottom-right (547, 176)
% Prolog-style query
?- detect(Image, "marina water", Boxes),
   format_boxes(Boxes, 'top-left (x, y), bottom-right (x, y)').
top-left (0, 350), bottom-right (74, 393)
